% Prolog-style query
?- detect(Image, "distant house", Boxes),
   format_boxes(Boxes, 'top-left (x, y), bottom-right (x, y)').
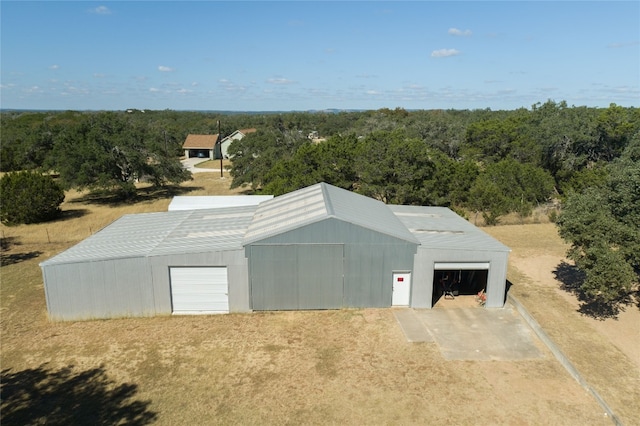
top-left (220, 128), bottom-right (257, 159)
top-left (182, 134), bottom-right (219, 160)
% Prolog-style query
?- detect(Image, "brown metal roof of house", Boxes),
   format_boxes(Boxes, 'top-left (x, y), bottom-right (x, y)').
top-left (182, 134), bottom-right (219, 149)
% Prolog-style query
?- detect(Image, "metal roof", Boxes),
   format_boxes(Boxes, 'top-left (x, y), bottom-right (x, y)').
top-left (42, 183), bottom-right (508, 267)
top-left (243, 183), bottom-right (419, 245)
top-left (40, 206), bottom-right (257, 266)
top-left (389, 205), bottom-right (511, 252)
top-left (168, 195), bottom-right (273, 211)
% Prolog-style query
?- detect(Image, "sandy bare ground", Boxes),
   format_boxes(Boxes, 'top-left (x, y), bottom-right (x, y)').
top-left (485, 223), bottom-right (640, 424)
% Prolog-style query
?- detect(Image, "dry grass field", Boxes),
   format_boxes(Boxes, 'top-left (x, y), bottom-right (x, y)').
top-left (2, 172), bottom-right (638, 425)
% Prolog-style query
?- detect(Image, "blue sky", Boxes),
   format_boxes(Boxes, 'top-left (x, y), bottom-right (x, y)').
top-left (1, 1), bottom-right (638, 111)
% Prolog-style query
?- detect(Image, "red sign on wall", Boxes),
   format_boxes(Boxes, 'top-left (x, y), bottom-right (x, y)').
top-left (397, 277), bottom-right (404, 282)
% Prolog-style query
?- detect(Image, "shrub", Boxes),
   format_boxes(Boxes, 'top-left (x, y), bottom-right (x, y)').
top-left (0, 171), bottom-right (65, 225)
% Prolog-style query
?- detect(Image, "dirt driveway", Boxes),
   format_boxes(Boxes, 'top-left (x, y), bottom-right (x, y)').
top-left (180, 157), bottom-right (221, 173)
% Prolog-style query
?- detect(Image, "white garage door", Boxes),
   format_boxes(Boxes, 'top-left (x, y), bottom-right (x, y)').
top-left (170, 267), bottom-right (229, 314)
top-left (434, 262), bottom-right (490, 270)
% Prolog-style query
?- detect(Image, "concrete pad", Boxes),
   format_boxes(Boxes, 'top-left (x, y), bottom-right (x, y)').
top-left (412, 305), bottom-right (544, 361)
top-left (393, 308), bottom-right (433, 342)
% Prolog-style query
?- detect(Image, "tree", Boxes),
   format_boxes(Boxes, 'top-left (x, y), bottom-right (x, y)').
top-left (0, 171), bottom-right (65, 225)
top-left (440, 160), bottom-right (480, 206)
top-left (45, 112), bottom-right (190, 198)
top-left (354, 129), bottom-right (439, 205)
top-left (228, 128), bottom-right (307, 190)
top-left (468, 159), bottom-right (554, 225)
top-left (261, 134), bottom-right (359, 195)
top-left (461, 111), bottom-right (540, 164)
top-left (557, 139), bottom-right (640, 305)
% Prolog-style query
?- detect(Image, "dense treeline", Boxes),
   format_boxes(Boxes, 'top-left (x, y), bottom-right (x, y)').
top-left (2, 102), bottom-right (638, 210)
top-left (1, 100), bottom-right (638, 307)
top-left (228, 102), bottom-right (638, 223)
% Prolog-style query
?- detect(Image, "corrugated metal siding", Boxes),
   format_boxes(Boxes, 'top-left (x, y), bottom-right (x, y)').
top-left (148, 249), bottom-right (251, 315)
top-left (249, 244), bottom-right (344, 310)
top-left (246, 218), bottom-right (418, 310)
top-left (410, 247), bottom-right (509, 309)
top-left (44, 248), bottom-right (250, 320)
top-left (43, 257), bottom-right (154, 321)
top-left (390, 205), bottom-right (510, 309)
top-left (343, 243), bottom-right (416, 308)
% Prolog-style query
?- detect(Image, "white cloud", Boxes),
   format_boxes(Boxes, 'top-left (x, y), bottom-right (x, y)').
top-left (219, 79), bottom-right (246, 92)
top-left (448, 28), bottom-right (472, 37)
top-left (89, 6), bottom-right (111, 15)
top-left (49, 64), bottom-right (59, 70)
top-left (267, 78), bottom-right (295, 85)
top-left (431, 49), bottom-right (460, 58)
top-left (149, 87), bottom-right (160, 92)
top-left (158, 66), bottom-right (174, 72)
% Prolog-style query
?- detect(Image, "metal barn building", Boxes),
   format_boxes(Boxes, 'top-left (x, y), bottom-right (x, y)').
top-left (40, 183), bottom-right (510, 321)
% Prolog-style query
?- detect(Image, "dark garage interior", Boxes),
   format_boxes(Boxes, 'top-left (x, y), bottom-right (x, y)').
top-left (432, 269), bottom-right (488, 306)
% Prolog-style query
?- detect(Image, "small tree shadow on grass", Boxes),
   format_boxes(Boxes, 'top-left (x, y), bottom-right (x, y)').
top-left (0, 237), bottom-right (42, 267)
top-left (554, 261), bottom-right (635, 320)
top-left (57, 208), bottom-right (90, 221)
top-left (1, 364), bottom-right (157, 426)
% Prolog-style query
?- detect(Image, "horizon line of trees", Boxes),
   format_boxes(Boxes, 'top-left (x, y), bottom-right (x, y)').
top-left (2, 101), bottom-right (637, 213)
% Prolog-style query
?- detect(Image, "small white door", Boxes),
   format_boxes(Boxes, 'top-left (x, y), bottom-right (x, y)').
top-left (392, 272), bottom-right (411, 306)
top-left (170, 267), bottom-right (229, 314)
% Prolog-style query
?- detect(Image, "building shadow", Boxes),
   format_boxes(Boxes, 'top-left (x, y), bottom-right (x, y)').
top-left (503, 279), bottom-right (513, 304)
top-left (1, 364), bottom-right (157, 426)
top-left (554, 261), bottom-right (635, 320)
